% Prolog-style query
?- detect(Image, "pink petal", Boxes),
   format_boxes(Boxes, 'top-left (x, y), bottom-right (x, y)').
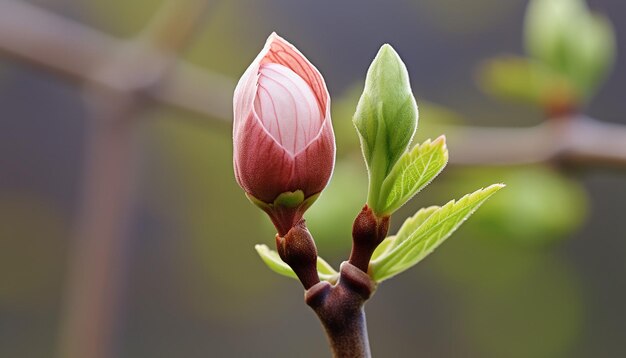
top-left (234, 112), bottom-right (294, 203)
top-left (255, 63), bottom-right (322, 155)
top-left (292, 119), bottom-right (335, 198)
top-left (261, 33), bottom-right (329, 114)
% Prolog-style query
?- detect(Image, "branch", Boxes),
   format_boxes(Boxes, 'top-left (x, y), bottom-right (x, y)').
top-left (0, 0), bottom-right (234, 121)
top-left (447, 116), bottom-right (626, 170)
top-left (57, 1), bottom-right (218, 358)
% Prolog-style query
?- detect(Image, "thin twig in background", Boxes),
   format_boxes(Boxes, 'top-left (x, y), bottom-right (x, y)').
top-left (448, 116), bottom-right (626, 170)
top-left (54, 1), bottom-right (217, 357)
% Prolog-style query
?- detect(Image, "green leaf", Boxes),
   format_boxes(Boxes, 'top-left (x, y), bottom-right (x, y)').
top-left (316, 256), bottom-right (339, 279)
top-left (353, 44), bottom-right (418, 213)
top-left (393, 205), bottom-right (439, 247)
top-left (371, 235), bottom-right (397, 261)
top-left (378, 136), bottom-right (448, 215)
top-left (254, 244), bottom-right (339, 282)
top-left (255, 244), bottom-right (297, 279)
top-left (370, 184), bottom-right (504, 282)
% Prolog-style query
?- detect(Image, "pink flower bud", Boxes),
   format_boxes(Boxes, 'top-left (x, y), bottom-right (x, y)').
top-left (233, 33), bottom-right (335, 235)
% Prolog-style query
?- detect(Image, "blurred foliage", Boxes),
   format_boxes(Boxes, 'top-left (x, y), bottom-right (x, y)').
top-left (87, 0), bottom-right (164, 37)
top-left (478, 0), bottom-right (616, 110)
top-left (477, 56), bottom-right (580, 108)
top-left (438, 166), bottom-right (588, 246)
top-left (433, 239), bottom-right (583, 358)
top-left (524, 0), bottom-right (615, 98)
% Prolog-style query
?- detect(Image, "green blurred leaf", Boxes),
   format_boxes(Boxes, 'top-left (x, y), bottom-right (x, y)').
top-left (254, 245), bottom-right (339, 282)
top-left (445, 166), bottom-right (588, 246)
top-left (370, 184), bottom-right (504, 282)
top-left (570, 13), bottom-right (615, 96)
top-left (477, 56), bottom-right (579, 106)
top-left (379, 137), bottom-right (448, 215)
top-left (524, 0), bottom-right (587, 70)
top-left (523, 0), bottom-right (615, 99)
top-left (353, 44), bottom-right (418, 214)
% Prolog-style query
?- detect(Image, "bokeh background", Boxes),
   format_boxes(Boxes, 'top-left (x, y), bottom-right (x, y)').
top-left (1, 0), bottom-right (625, 357)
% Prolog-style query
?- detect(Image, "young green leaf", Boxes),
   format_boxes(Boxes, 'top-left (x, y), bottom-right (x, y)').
top-left (254, 244), bottom-right (339, 282)
top-left (372, 206), bottom-right (440, 262)
top-left (370, 184), bottom-right (504, 282)
top-left (378, 136), bottom-right (448, 215)
top-left (393, 205), bottom-right (440, 247)
top-left (255, 244), bottom-right (298, 279)
top-left (371, 235), bottom-right (397, 261)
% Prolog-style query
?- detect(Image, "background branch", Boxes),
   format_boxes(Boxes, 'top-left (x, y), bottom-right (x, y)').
top-left (448, 116), bottom-right (626, 170)
top-left (54, 1), bottom-right (217, 357)
top-left (0, 0), bottom-right (234, 121)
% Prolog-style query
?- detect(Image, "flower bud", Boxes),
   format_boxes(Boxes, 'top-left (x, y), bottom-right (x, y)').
top-left (353, 44), bottom-right (418, 213)
top-left (233, 33), bottom-right (335, 235)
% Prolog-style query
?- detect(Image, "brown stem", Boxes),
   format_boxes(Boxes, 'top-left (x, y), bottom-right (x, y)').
top-left (306, 263), bottom-right (376, 358)
top-left (349, 206), bottom-right (389, 273)
top-left (275, 221), bottom-right (320, 290)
